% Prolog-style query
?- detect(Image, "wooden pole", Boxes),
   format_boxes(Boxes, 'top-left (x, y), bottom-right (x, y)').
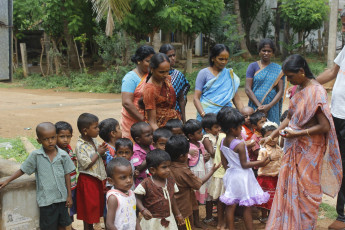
top-left (20, 43), bottom-right (29, 77)
top-left (325, 0), bottom-right (339, 90)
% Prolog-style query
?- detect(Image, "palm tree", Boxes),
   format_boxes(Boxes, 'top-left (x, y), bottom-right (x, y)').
top-left (90, 0), bottom-right (131, 36)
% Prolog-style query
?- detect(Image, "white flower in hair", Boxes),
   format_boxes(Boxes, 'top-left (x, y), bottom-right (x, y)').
top-left (262, 121), bottom-right (278, 129)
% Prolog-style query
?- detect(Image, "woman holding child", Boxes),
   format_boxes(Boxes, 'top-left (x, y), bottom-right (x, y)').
top-left (193, 44), bottom-right (243, 120)
top-left (121, 45), bottom-right (155, 139)
top-left (263, 54), bottom-right (342, 229)
top-left (245, 38), bottom-right (284, 124)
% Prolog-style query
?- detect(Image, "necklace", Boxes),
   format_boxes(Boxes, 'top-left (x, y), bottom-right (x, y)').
top-left (134, 68), bottom-right (145, 78)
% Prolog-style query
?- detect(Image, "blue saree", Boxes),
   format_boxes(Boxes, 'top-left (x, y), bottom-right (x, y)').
top-left (197, 68), bottom-right (240, 121)
top-left (248, 62), bottom-right (284, 124)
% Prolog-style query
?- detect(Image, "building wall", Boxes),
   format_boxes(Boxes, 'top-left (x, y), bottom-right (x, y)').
top-left (0, 0), bottom-right (12, 81)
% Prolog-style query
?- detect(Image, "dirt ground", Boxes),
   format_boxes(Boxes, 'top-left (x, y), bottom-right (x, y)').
top-left (0, 86), bottom-right (335, 229)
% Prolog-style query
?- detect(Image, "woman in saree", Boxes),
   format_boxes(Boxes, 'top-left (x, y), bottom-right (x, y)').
top-left (245, 38), bottom-right (284, 124)
top-left (159, 44), bottom-right (190, 123)
top-left (121, 45), bottom-right (155, 139)
top-left (143, 53), bottom-right (181, 130)
top-left (262, 54), bottom-right (342, 229)
top-left (193, 44), bottom-right (243, 120)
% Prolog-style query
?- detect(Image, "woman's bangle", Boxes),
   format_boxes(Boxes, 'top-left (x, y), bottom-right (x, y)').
top-left (140, 208), bottom-right (147, 214)
top-left (201, 111), bottom-right (205, 117)
top-left (175, 213), bottom-right (183, 218)
top-left (267, 136), bottom-right (272, 141)
top-left (306, 129), bottom-right (311, 136)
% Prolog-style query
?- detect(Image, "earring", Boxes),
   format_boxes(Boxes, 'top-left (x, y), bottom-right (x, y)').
top-left (138, 62), bottom-right (141, 64)
top-left (302, 74), bottom-right (305, 77)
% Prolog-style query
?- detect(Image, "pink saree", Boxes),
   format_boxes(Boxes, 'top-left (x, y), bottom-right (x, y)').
top-left (266, 83), bottom-right (342, 230)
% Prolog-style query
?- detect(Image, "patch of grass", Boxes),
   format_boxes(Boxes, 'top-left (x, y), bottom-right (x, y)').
top-left (28, 137), bottom-right (41, 149)
top-left (319, 203), bottom-right (337, 219)
top-left (0, 137), bottom-right (29, 163)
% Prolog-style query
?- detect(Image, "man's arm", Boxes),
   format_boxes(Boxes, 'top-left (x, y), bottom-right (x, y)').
top-left (316, 64), bottom-right (340, 85)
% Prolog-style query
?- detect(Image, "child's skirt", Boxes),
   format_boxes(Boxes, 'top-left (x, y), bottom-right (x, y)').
top-left (256, 175), bottom-right (278, 210)
top-left (190, 154), bottom-right (207, 204)
top-left (76, 173), bottom-right (104, 224)
top-left (205, 157), bottom-right (214, 201)
top-left (208, 176), bottom-right (225, 200)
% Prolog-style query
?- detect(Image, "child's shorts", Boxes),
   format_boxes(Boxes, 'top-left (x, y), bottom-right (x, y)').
top-left (40, 201), bottom-right (72, 230)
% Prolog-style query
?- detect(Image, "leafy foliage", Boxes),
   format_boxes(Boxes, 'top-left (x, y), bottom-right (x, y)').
top-left (280, 0), bottom-right (329, 34)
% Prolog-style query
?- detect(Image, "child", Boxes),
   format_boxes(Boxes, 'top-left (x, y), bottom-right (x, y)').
top-left (208, 132), bottom-right (227, 230)
top-left (240, 106), bottom-right (255, 147)
top-left (166, 135), bottom-right (221, 230)
top-left (105, 157), bottom-right (138, 230)
top-left (135, 149), bottom-right (184, 229)
top-left (99, 118), bottom-right (122, 164)
top-left (217, 107), bottom-right (270, 230)
top-left (279, 110), bottom-right (289, 148)
top-left (165, 118), bottom-right (184, 135)
top-left (201, 113), bottom-right (220, 226)
top-left (55, 121), bottom-right (77, 226)
top-left (0, 122), bottom-right (75, 230)
top-left (153, 127), bottom-right (173, 150)
top-left (256, 122), bottom-right (283, 223)
top-left (75, 113), bottom-right (108, 229)
top-left (130, 121), bottom-right (154, 187)
top-left (115, 138), bottom-right (138, 189)
top-left (248, 111), bottom-right (267, 176)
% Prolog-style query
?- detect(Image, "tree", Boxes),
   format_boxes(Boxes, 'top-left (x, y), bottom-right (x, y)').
top-left (90, 0), bottom-right (131, 36)
top-left (280, 0), bottom-right (329, 54)
top-left (239, 0), bottom-right (265, 54)
top-left (234, 0), bottom-right (252, 58)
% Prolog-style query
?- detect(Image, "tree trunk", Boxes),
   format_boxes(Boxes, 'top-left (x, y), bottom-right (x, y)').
top-left (20, 43), bottom-right (29, 77)
top-left (63, 20), bottom-right (79, 69)
top-left (281, 20), bottom-right (290, 61)
top-left (52, 39), bottom-right (61, 75)
top-left (234, 0), bottom-right (252, 59)
top-left (274, 1), bottom-right (281, 56)
top-left (122, 31), bottom-right (130, 65)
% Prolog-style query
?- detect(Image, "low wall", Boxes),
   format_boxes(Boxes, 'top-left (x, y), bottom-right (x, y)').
top-left (0, 159), bottom-right (39, 230)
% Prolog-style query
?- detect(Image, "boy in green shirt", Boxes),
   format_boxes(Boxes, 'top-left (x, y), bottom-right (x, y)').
top-left (0, 122), bottom-right (75, 230)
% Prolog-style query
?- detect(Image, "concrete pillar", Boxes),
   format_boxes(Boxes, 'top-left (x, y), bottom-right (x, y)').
top-left (186, 49), bottom-right (193, 73)
top-left (325, 0), bottom-right (339, 89)
top-left (195, 33), bottom-right (203, 56)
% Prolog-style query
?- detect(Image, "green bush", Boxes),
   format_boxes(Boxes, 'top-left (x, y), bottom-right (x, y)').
top-left (0, 138), bottom-right (28, 163)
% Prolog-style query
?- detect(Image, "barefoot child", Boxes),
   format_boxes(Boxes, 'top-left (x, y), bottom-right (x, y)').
top-left (183, 119), bottom-right (210, 229)
top-left (135, 149), bottom-right (185, 229)
top-left (0, 122), bottom-right (75, 230)
top-left (130, 122), bottom-right (154, 187)
top-left (153, 128), bottom-right (173, 150)
top-left (99, 118), bottom-right (122, 164)
top-left (165, 118), bottom-right (184, 135)
top-left (105, 157), bottom-right (139, 230)
top-left (166, 135), bottom-right (221, 230)
top-left (55, 121), bottom-right (77, 227)
top-left (201, 113), bottom-right (220, 226)
top-left (75, 113), bottom-right (108, 229)
top-left (217, 107), bottom-right (270, 230)
top-left (248, 111), bottom-right (267, 176)
top-left (256, 122), bottom-right (283, 223)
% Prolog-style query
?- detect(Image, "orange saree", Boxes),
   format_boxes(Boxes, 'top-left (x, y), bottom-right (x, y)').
top-left (266, 84), bottom-right (342, 230)
top-left (121, 74), bottom-right (147, 139)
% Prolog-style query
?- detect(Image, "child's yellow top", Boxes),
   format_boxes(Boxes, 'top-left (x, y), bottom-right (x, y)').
top-left (213, 133), bottom-right (226, 178)
top-left (257, 144), bottom-right (283, 177)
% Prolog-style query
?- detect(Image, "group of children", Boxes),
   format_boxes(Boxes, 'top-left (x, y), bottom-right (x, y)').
top-left (0, 106), bottom-right (286, 230)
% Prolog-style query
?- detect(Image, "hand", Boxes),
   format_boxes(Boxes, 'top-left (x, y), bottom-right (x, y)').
top-left (66, 195), bottom-right (73, 208)
top-left (98, 143), bottom-right (107, 155)
top-left (141, 209), bottom-right (153, 220)
top-left (176, 214), bottom-right (185, 226)
top-left (212, 163), bottom-right (222, 172)
top-left (260, 156), bottom-right (270, 166)
top-left (257, 104), bottom-right (270, 114)
top-left (283, 128), bottom-right (299, 138)
top-left (0, 180), bottom-right (9, 189)
top-left (245, 140), bottom-right (255, 148)
top-left (189, 149), bottom-right (198, 157)
top-left (204, 152), bottom-right (210, 162)
top-left (134, 169), bottom-right (140, 178)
